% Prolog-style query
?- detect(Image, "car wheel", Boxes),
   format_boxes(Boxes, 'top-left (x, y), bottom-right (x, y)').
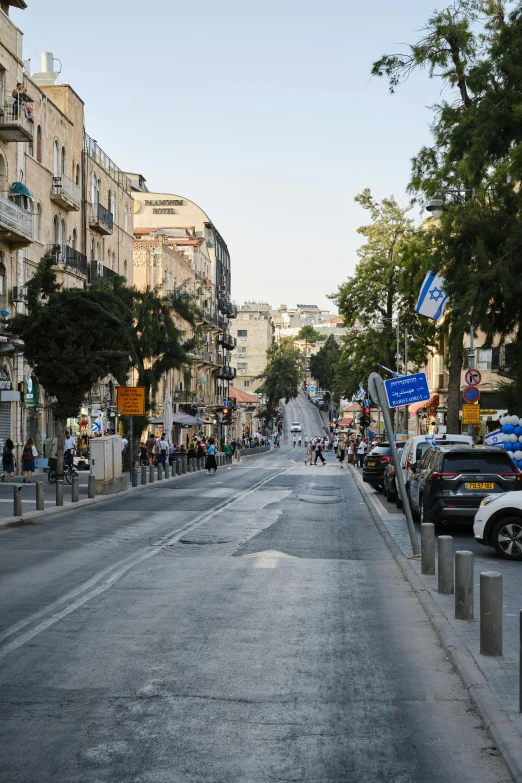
top-left (387, 483), bottom-right (397, 503)
top-left (492, 517), bottom-right (522, 560)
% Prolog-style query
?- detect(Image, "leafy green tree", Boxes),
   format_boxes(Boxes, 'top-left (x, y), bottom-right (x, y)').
top-left (257, 341), bottom-right (304, 420)
top-left (11, 256), bottom-right (133, 476)
top-left (309, 335), bottom-right (341, 399)
top-left (296, 324), bottom-right (322, 344)
top-left (331, 190), bottom-right (436, 401)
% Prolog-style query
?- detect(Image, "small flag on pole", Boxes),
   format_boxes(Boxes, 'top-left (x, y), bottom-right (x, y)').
top-left (415, 271), bottom-right (449, 321)
top-left (91, 413), bottom-right (103, 433)
top-left (377, 364), bottom-right (404, 378)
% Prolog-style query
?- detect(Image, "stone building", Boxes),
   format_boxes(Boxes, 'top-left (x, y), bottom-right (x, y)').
top-left (230, 302), bottom-right (274, 392)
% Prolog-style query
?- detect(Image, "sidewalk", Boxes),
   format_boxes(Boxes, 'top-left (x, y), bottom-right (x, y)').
top-left (351, 466), bottom-right (522, 781)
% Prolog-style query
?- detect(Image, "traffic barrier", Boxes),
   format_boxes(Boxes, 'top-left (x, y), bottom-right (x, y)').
top-left (438, 535), bottom-right (454, 594)
top-left (36, 481), bottom-right (44, 511)
top-left (421, 523), bottom-right (435, 575)
top-left (132, 468), bottom-right (138, 487)
top-left (141, 466), bottom-right (147, 485)
top-left (88, 475), bottom-right (96, 498)
top-left (13, 485), bottom-right (22, 516)
top-left (149, 465), bottom-right (155, 483)
top-left (165, 462), bottom-right (170, 479)
top-left (56, 480), bottom-right (64, 507)
top-left (455, 551), bottom-right (474, 620)
top-left (181, 456), bottom-right (187, 474)
top-left (480, 571), bottom-right (502, 656)
top-left (176, 456), bottom-right (182, 475)
top-left (71, 476), bottom-right (79, 502)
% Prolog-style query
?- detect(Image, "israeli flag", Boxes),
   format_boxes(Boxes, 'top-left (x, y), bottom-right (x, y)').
top-left (425, 432), bottom-right (437, 450)
top-left (415, 271), bottom-right (449, 321)
top-left (355, 387), bottom-right (366, 401)
top-left (91, 413), bottom-right (103, 433)
top-left (377, 363), bottom-right (404, 378)
top-left (485, 429), bottom-right (503, 447)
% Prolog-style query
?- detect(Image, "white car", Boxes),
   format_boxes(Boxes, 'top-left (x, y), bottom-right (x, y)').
top-left (290, 422), bottom-right (302, 433)
top-left (474, 489), bottom-right (522, 560)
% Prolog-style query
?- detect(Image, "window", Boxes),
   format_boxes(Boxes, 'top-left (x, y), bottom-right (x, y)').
top-left (123, 203), bottom-right (128, 232)
top-left (91, 174), bottom-right (97, 205)
top-left (244, 380), bottom-right (250, 388)
top-left (0, 263), bottom-right (5, 296)
top-left (236, 346), bottom-right (246, 355)
top-left (237, 362), bottom-right (247, 370)
top-left (36, 126), bottom-right (42, 163)
top-left (72, 228), bottom-right (77, 250)
top-left (111, 192), bottom-right (116, 223)
top-left (477, 348), bottom-right (493, 370)
top-left (53, 139), bottom-right (60, 175)
top-left (237, 329), bottom-right (247, 337)
top-left (90, 235), bottom-right (95, 260)
top-left (124, 259), bottom-right (127, 278)
top-left (75, 164), bottom-right (80, 186)
top-left (108, 188), bottom-right (112, 212)
top-left (96, 241), bottom-right (100, 261)
top-left (53, 215), bottom-right (59, 244)
top-left (35, 203), bottom-right (41, 241)
top-left (61, 146), bottom-right (66, 175)
top-left (59, 219), bottom-right (65, 247)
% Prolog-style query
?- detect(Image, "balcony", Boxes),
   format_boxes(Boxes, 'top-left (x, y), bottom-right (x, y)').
top-left (217, 366), bottom-right (236, 381)
top-left (89, 203), bottom-right (113, 235)
top-left (51, 175), bottom-right (81, 211)
top-left (88, 260), bottom-right (117, 283)
top-left (218, 332), bottom-right (236, 351)
top-left (0, 100), bottom-right (34, 143)
top-left (0, 195), bottom-right (33, 248)
top-left (47, 244), bottom-right (88, 277)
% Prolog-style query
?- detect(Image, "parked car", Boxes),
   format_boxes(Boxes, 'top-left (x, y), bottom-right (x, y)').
top-left (409, 446), bottom-right (522, 525)
top-left (290, 422), bottom-right (302, 433)
top-left (382, 442), bottom-right (407, 502)
top-left (397, 433), bottom-right (474, 507)
top-left (474, 491), bottom-right (522, 560)
top-left (363, 442), bottom-right (405, 491)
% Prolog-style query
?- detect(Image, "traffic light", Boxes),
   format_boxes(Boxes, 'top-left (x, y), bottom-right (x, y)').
top-left (222, 406), bottom-right (232, 425)
top-left (359, 406), bottom-right (371, 429)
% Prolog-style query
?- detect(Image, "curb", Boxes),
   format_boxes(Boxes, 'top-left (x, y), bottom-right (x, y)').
top-left (351, 469), bottom-right (522, 783)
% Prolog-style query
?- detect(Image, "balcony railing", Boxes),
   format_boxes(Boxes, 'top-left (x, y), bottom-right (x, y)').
top-left (47, 244), bottom-right (88, 277)
top-left (217, 366), bottom-right (236, 381)
top-left (218, 332), bottom-right (236, 350)
top-left (51, 174), bottom-right (81, 211)
top-left (0, 194), bottom-right (33, 244)
top-left (88, 260), bottom-right (117, 283)
top-left (0, 99), bottom-right (34, 143)
top-left (89, 202), bottom-right (113, 235)
top-left (84, 132), bottom-right (132, 194)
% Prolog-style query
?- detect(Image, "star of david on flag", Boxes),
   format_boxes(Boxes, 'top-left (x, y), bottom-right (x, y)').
top-left (415, 271), bottom-right (449, 321)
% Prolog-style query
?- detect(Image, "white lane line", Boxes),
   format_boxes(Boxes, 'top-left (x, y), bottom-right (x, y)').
top-left (0, 467), bottom-right (289, 660)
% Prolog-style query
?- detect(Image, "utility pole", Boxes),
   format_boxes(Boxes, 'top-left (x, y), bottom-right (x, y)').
top-left (404, 327), bottom-right (409, 438)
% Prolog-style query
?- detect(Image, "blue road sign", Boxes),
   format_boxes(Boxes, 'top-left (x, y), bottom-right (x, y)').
top-left (364, 399), bottom-right (371, 407)
top-left (463, 385), bottom-right (480, 403)
top-left (384, 372), bottom-right (430, 409)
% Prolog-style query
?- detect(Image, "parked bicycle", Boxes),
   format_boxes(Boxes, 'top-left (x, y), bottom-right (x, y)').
top-left (47, 457), bottom-right (79, 485)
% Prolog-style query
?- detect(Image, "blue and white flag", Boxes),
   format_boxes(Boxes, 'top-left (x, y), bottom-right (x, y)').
top-left (91, 413), bottom-right (103, 433)
top-left (425, 432), bottom-right (437, 450)
top-left (485, 429), bottom-right (503, 447)
top-left (377, 364), bottom-right (404, 378)
top-left (415, 271), bottom-right (449, 321)
top-left (355, 387), bottom-right (366, 401)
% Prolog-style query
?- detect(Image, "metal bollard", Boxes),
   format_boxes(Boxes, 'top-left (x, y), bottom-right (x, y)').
top-left (13, 484), bottom-right (22, 516)
top-left (455, 551), bottom-right (474, 620)
top-left (149, 464), bottom-right (155, 483)
top-left (56, 480), bottom-right (64, 506)
top-left (71, 476), bottom-right (79, 502)
top-left (88, 475), bottom-right (95, 499)
top-left (421, 523), bottom-right (435, 575)
top-left (36, 481), bottom-right (44, 511)
top-left (438, 535), bottom-right (454, 594)
top-left (141, 465), bottom-right (148, 485)
top-left (132, 468), bottom-right (138, 487)
top-left (176, 456), bottom-right (182, 475)
top-left (181, 456), bottom-right (187, 474)
top-left (158, 463), bottom-right (163, 480)
top-left (165, 462), bottom-right (170, 479)
top-left (187, 458), bottom-right (192, 473)
top-left (480, 571), bottom-right (502, 656)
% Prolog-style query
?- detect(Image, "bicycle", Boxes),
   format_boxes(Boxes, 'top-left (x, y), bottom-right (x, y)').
top-left (47, 457), bottom-right (79, 485)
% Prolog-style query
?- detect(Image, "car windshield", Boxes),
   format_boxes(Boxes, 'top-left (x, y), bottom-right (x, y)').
top-left (369, 446), bottom-right (391, 456)
top-left (442, 453), bottom-right (514, 473)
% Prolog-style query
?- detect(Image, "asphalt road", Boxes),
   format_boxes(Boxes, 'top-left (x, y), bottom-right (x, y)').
top-left (0, 392), bottom-right (511, 782)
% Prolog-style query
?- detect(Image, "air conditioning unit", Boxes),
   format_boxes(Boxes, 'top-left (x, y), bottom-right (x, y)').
top-left (238, 369), bottom-right (247, 375)
top-left (10, 286), bottom-right (25, 303)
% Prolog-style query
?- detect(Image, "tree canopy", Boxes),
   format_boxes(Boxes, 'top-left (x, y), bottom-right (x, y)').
top-left (257, 340), bottom-right (304, 418)
top-left (309, 335), bottom-right (340, 397)
top-left (296, 324), bottom-right (322, 344)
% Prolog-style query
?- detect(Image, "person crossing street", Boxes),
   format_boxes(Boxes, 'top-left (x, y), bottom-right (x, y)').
top-left (314, 441), bottom-right (326, 466)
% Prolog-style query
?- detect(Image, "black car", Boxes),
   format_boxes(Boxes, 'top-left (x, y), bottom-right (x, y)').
top-left (382, 442), bottom-right (407, 502)
top-left (409, 446), bottom-right (522, 525)
top-left (363, 443), bottom-right (405, 491)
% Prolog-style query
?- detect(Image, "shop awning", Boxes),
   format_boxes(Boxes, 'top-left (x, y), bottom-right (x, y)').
top-left (339, 417), bottom-right (353, 427)
top-left (11, 182), bottom-right (32, 199)
top-left (409, 394), bottom-right (439, 415)
top-left (172, 412), bottom-right (212, 426)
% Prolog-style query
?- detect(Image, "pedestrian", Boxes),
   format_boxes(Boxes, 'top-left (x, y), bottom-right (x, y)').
top-left (357, 438), bottom-right (367, 468)
top-left (146, 431), bottom-right (156, 465)
top-left (293, 435), bottom-right (297, 448)
top-left (22, 437), bottom-right (38, 483)
top-left (298, 434), bottom-right (302, 446)
top-left (121, 433), bottom-right (129, 468)
top-left (64, 429), bottom-right (76, 467)
top-left (304, 434), bottom-right (308, 447)
top-left (2, 438), bottom-right (15, 482)
top-left (314, 441), bottom-right (326, 466)
top-left (338, 439), bottom-right (346, 468)
top-left (304, 441), bottom-right (314, 465)
top-left (139, 441), bottom-right (148, 465)
top-left (157, 433), bottom-right (168, 468)
top-left (348, 440), bottom-right (355, 466)
top-left (205, 438), bottom-right (218, 474)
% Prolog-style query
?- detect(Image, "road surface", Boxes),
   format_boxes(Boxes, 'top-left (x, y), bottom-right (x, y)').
top-left (0, 393), bottom-right (510, 782)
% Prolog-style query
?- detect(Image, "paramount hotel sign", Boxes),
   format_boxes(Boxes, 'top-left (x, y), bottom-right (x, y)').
top-left (145, 199), bottom-right (184, 215)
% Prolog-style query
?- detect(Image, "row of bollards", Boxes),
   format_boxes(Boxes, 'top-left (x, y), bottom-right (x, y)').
top-left (421, 523), bottom-right (503, 657)
top-left (13, 474), bottom-right (96, 516)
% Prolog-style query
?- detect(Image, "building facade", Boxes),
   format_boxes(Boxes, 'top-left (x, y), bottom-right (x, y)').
top-left (230, 302), bottom-right (274, 392)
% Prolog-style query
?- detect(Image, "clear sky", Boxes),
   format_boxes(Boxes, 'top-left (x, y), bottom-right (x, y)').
top-left (13, 0), bottom-right (443, 312)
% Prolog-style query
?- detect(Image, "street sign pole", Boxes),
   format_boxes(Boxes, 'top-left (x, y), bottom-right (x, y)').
top-left (369, 372), bottom-right (420, 556)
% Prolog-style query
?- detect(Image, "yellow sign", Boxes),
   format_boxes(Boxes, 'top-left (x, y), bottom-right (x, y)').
top-left (117, 386), bottom-right (146, 416)
top-left (462, 404), bottom-right (481, 425)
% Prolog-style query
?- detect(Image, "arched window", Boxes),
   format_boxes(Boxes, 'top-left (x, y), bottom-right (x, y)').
top-left (124, 203), bottom-right (128, 232)
top-left (91, 174), bottom-right (97, 205)
top-left (59, 219), bottom-right (66, 246)
top-left (35, 203), bottom-right (41, 241)
top-left (72, 228), bottom-right (77, 250)
top-left (97, 178), bottom-right (101, 203)
top-left (107, 250), bottom-right (111, 268)
top-left (53, 215), bottom-right (59, 245)
top-left (123, 259), bottom-right (127, 278)
top-left (53, 140), bottom-right (60, 175)
top-left (0, 154), bottom-right (8, 194)
top-left (108, 188), bottom-right (112, 212)
top-left (90, 235), bottom-right (95, 260)
top-left (61, 146), bottom-right (66, 175)
top-left (36, 126), bottom-right (42, 163)
top-left (75, 164), bottom-right (80, 186)
top-left (96, 241), bottom-right (100, 261)
top-left (0, 263), bottom-right (5, 297)
top-left (111, 192), bottom-right (116, 222)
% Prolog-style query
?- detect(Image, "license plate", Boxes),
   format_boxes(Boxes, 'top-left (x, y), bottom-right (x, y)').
top-left (465, 482), bottom-right (495, 490)
top-left (367, 461), bottom-right (376, 467)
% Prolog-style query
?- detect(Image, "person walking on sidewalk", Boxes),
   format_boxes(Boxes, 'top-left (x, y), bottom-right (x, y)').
top-left (298, 434), bottom-right (302, 447)
top-left (357, 438), bottom-right (367, 468)
top-left (337, 439), bottom-right (346, 468)
top-left (314, 442), bottom-right (326, 466)
top-left (22, 438), bottom-right (38, 483)
top-left (304, 441), bottom-right (314, 465)
top-left (205, 438), bottom-right (218, 475)
top-left (2, 438), bottom-right (15, 482)
top-left (157, 433), bottom-right (168, 469)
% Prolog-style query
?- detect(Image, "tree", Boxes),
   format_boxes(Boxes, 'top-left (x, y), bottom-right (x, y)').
top-left (331, 190), bottom-right (436, 401)
top-left (11, 256), bottom-right (133, 476)
top-left (296, 324), bottom-right (322, 344)
top-left (309, 335), bottom-right (340, 398)
top-left (257, 341), bottom-right (304, 420)
top-left (372, 0), bottom-right (510, 431)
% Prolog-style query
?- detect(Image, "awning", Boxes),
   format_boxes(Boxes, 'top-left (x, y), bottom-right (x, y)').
top-left (11, 182), bottom-right (32, 199)
top-left (339, 417), bottom-right (353, 427)
top-left (172, 412), bottom-right (212, 426)
top-left (409, 394), bottom-right (439, 415)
